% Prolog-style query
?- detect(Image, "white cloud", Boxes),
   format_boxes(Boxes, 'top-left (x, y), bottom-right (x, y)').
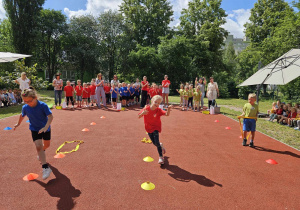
top-left (64, 0), bottom-right (122, 18)
top-left (223, 9), bottom-right (251, 38)
top-left (170, 0), bottom-right (190, 27)
top-left (0, 0), bottom-right (7, 20)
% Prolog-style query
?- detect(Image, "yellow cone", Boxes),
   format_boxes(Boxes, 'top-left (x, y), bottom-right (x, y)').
top-left (143, 156), bottom-right (154, 162)
top-left (146, 139), bottom-right (152, 144)
top-left (141, 139), bottom-right (146, 143)
top-left (141, 181), bottom-right (155, 190)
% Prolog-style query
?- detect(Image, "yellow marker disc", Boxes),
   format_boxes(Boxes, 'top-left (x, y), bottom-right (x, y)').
top-left (143, 156), bottom-right (154, 162)
top-left (141, 181), bottom-right (155, 190)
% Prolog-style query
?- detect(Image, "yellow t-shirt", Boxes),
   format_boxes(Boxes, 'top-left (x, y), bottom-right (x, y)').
top-left (243, 103), bottom-right (259, 118)
top-left (188, 89), bottom-right (193, 98)
top-left (193, 91), bottom-right (201, 101)
top-left (183, 90), bottom-right (189, 100)
top-left (179, 89), bottom-right (184, 97)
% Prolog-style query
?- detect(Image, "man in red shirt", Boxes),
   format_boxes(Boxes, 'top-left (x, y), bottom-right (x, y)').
top-left (138, 95), bottom-right (173, 165)
top-left (64, 80), bottom-right (74, 108)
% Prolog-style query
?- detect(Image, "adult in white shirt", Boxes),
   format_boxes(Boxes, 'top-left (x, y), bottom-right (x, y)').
top-left (52, 73), bottom-right (63, 106)
top-left (110, 75), bottom-right (119, 86)
top-left (15, 72), bottom-right (31, 92)
top-left (206, 77), bottom-right (219, 109)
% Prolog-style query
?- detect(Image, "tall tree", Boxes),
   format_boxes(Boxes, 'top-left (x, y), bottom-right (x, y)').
top-left (64, 15), bottom-right (99, 82)
top-left (97, 10), bottom-right (125, 80)
top-left (120, 0), bottom-right (173, 47)
top-left (244, 0), bottom-right (293, 46)
top-left (36, 9), bottom-right (67, 82)
top-left (3, 0), bottom-right (45, 66)
top-left (179, 0), bottom-right (228, 76)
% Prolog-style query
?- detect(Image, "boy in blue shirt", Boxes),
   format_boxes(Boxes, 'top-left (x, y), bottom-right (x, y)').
top-left (111, 84), bottom-right (118, 109)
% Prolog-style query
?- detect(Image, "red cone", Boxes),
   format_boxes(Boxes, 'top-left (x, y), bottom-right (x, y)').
top-left (225, 127), bottom-right (231, 130)
top-left (214, 120), bottom-right (219, 123)
top-left (266, 159), bottom-right (278, 165)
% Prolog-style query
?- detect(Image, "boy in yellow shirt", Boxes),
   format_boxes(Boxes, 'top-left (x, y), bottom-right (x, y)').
top-left (241, 93), bottom-right (259, 147)
top-left (193, 86), bottom-right (202, 112)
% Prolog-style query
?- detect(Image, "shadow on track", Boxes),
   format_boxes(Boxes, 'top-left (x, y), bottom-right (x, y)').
top-left (34, 165), bottom-right (81, 210)
top-left (253, 146), bottom-right (300, 158)
top-left (161, 157), bottom-right (222, 187)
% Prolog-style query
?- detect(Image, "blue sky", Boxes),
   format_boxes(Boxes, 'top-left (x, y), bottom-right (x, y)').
top-left (0, 0), bottom-right (295, 38)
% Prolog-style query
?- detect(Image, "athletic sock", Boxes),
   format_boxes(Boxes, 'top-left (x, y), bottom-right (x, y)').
top-left (250, 140), bottom-right (253, 143)
top-left (42, 164), bottom-right (49, 169)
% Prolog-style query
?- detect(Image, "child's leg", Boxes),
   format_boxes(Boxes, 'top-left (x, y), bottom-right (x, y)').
top-left (35, 140), bottom-right (47, 165)
top-left (148, 130), bottom-right (163, 157)
top-left (43, 140), bottom-right (50, 150)
top-left (71, 97), bottom-right (74, 106)
top-left (250, 131), bottom-right (255, 141)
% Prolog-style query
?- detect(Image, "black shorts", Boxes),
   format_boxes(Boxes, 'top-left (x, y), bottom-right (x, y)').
top-left (31, 130), bottom-right (51, 141)
top-left (130, 95), bottom-right (134, 100)
top-left (112, 98), bottom-right (116, 102)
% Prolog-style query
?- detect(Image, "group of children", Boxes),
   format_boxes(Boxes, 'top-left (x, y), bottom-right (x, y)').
top-left (176, 83), bottom-right (203, 111)
top-left (0, 88), bottom-right (22, 107)
top-left (268, 101), bottom-right (300, 129)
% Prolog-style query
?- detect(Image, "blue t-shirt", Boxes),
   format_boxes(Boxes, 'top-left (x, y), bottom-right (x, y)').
top-left (130, 87), bottom-right (135, 96)
top-left (111, 88), bottom-right (118, 98)
top-left (122, 87), bottom-right (128, 96)
top-left (119, 87), bottom-right (124, 96)
top-left (22, 101), bottom-right (52, 132)
top-left (135, 87), bottom-right (140, 95)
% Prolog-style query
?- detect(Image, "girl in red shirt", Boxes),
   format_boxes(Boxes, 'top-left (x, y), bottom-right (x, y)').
top-left (162, 75), bottom-right (171, 108)
top-left (141, 76), bottom-right (149, 108)
top-left (63, 80), bottom-right (74, 108)
top-left (82, 83), bottom-right (90, 107)
top-left (89, 80), bottom-right (96, 107)
top-left (138, 95), bottom-right (173, 165)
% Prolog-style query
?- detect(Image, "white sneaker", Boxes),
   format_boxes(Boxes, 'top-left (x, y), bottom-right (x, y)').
top-left (42, 167), bottom-right (52, 180)
top-left (160, 143), bottom-right (166, 154)
top-left (158, 156), bottom-right (164, 164)
top-left (294, 127), bottom-right (299, 130)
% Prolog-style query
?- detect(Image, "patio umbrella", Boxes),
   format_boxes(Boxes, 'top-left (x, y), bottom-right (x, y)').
top-left (0, 52), bottom-right (31, 63)
top-left (239, 49), bottom-right (300, 86)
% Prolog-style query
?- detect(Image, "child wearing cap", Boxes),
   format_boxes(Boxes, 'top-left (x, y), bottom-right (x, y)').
top-left (241, 93), bottom-right (259, 147)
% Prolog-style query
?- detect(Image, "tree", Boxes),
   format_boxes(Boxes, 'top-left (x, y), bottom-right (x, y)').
top-left (0, 19), bottom-right (15, 74)
top-left (64, 15), bottom-right (100, 82)
top-left (120, 0), bottom-right (173, 47)
top-left (36, 9), bottom-right (67, 83)
top-left (244, 0), bottom-right (293, 46)
top-left (179, 0), bottom-right (228, 76)
top-left (3, 0), bottom-right (45, 66)
top-left (97, 10), bottom-right (125, 81)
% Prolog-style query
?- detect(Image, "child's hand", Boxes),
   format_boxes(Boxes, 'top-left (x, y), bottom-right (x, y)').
top-left (168, 105), bottom-right (173, 110)
top-left (13, 123), bottom-right (19, 130)
top-left (38, 127), bottom-right (48, 134)
top-left (141, 109), bottom-right (149, 116)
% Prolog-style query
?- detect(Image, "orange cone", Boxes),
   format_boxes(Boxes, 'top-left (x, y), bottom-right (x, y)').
top-left (266, 159), bottom-right (278, 165)
top-left (23, 173), bottom-right (39, 181)
top-left (54, 153), bottom-right (66, 158)
top-left (82, 128), bottom-right (89, 132)
top-left (90, 122), bottom-right (96, 125)
top-left (225, 127), bottom-right (231, 130)
top-left (100, 116), bottom-right (106, 119)
top-left (214, 120), bottom-right (219, 123)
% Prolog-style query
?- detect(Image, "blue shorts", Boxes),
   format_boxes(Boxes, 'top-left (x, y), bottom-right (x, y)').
top-left (243, 119), bottom-right (256, 132)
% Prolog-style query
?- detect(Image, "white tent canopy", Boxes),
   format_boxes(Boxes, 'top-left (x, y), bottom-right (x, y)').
top-left (239, 49), bottom-right (300, 86)
top-left (0, 52), bottom-right (31, 63)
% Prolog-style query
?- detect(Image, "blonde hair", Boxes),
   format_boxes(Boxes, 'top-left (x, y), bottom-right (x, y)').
top-left (248, 93), bottom-right (257, 99)
top-left (151, 95), bottom-right (163, 103)
top-left (22, 87), bottom-right (38, 99)
top-left (77, 80), bottom-right (81, 83)
top-left (21, 72), bottom-right (27, 77)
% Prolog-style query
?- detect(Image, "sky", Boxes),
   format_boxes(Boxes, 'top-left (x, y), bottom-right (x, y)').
top-left (0, 0), bottom-right (295, 38)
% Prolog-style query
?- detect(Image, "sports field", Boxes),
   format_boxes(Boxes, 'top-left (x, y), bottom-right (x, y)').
top-left (0, 105), bottom-right (299, 209)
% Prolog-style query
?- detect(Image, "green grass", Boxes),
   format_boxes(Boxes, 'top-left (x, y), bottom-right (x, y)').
top-left (169, 96), bottom-right (300, 150)
top-left (0, 90), bottom-right (56, 119)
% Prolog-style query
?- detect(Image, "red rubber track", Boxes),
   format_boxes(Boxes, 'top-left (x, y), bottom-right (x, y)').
top-left (0, 105), bottom-right (299, 210)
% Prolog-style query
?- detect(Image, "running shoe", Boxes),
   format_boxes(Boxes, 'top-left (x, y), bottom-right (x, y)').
top-left (42, 167), bottom-right (52, 180)
top-left (249, 142), bottom-right (254, 148)
top-left (158, 156), bottom-right (164, 164)
top-left (242, 138), bottom-right (247, 146)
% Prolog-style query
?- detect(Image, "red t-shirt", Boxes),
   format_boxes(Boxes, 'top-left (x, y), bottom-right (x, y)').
top-left (64, 85), bottom-right (73, 97)
top-left (288, 112), bottom-right (297, 118)
top-left (75, 85), bottom-right (83, 96)
top-left (82, 87), bottom-right (90, 98)
top-left (162, 80), bottom-right (171, 88)
top-left (104, 86), bottom-right (110, 94)
top-left (141, 81), bottom-right (149, 91)
top-left (139, 105), bottom-right (166, 133)
top-left (89, 85), bottom-right (96, 95)
top-left (158, 89), bottom-right (162, 96)
top-left (149, 88), bottom-right (158, 98)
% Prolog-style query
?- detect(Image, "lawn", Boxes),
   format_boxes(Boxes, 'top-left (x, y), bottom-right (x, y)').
top-left (1, 91), bottom-right (299, 150)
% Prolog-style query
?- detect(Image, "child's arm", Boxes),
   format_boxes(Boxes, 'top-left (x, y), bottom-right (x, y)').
top-left (165, 105), bottom-right (173, 116)
top-left (38, 114), bottom-right (53, 134)
top-left (138, 109), bottom-right (149, 119)
top-left (14, 114), bottom-right (25, 130)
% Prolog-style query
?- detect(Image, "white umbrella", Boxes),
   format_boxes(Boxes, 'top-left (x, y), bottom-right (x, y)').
top-left (0, 52), bottom-right (32, 63)
top-left (239, 49), bottom-right (300, 86)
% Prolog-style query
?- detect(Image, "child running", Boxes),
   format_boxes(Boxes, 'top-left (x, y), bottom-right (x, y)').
top-left (138, 95), bottom-right (173, 164)
top-left (14, 87), bottom-right (53, 179)
top-left (241, 93), bottom-right (259, 147)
